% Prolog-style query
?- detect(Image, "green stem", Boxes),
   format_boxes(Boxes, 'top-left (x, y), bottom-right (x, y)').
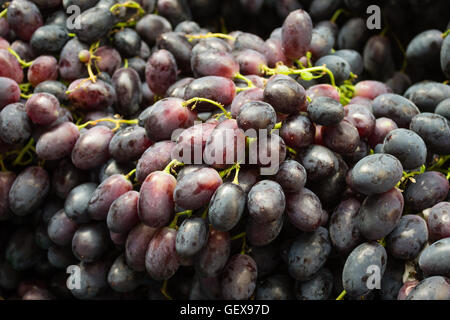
top-left (0, 9), bottom-right (6, 19)
top-left (124, 168), bottom-right (136, 180)
top-left (273, 122), bottom-right (282, 130)
top-left (163, 159), bottom-right (184, 175)
top-left (442, 29), bottom-right (450, 38)
top-left (231, 231), bottom-right (248, 253)
top-left (330, 8), bottom-right (349, 23)
top-left (183, 97), bottom-right (231, 119)
top-left (185, 32), bottom-right (235, 42)
top-left (378, 238), bottom-right (386, 247)
top-left (77, 118), bottom-right (138, 131)
top-left (123, 58), bottom-right (128, 68)
top-left (234, 73), bottom-right (254, 88)
top-left (336, 290), bottom-right (346, 300)
top-left (0, 155), bottom-right (6, 171)
top-left (161, 280), bottom-right (172, 300)
top-left (286, 146), bottom-right (297, 155)
top-left (7, 47), bottom-right (33, 68)
top-left (110, 1), bottom-right (145, 16)
top-left (201, 206), bottom-right (209, 220)
top-left (169, 210), bottom-right (193, 229)
top-left (67, 33), bottom-right (76, 37)
top-left (428, 155), bottom-right (450, 171)
top-left (219, 162), bottom-right (240, 179)
top-left (13, 138), bottom-right (35, 166)
top-left (232, 163), bottom-right (240, 185)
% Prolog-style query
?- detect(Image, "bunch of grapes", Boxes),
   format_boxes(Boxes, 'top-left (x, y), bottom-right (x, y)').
top-left (0, 0), bottom-right (449, 301)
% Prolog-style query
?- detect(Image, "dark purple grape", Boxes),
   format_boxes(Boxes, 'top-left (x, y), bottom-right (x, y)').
top-left (30, 25), bottom-right (69, 55)
top-left (136, 140), bottom-right (175, 182)
top-left (145, 49), bottom-right (178, 96)
top-left (109, 126), bottom-right (152, 163)
top-left (25, 92), bottom-right (60, 125)
top-left (114, 28), bottom-right (141, 58)
top-left (409, 113), bottom-right (450, 155)
top-left (333, 49), bottom-right (364, 76)
top-left (34, 80), bottom-right (68, 104)
top-left (406, 30), bottom-right (443, 68)
top-left (145, 227), bottom-right (180, 280)
top-left (125, 223), bottom-right (157, 272)
top-left (71, 7), bottom-right (114, 44)
top-left (404, 81), bottom-right (450, 113)
top-left (230, 87), bottom-right (264, 118)
top-left (0, 77), bottom-right (20, 110)
top-left (308, 25), bottom-right (335, 60)
top-left (71, 126), bottom-right (114, 170)
top-left (280, 114), bottom-right (315, 149)
top-left (144, 97), bottom-right (196, 142)
top-left (191, 49), bottom-right (239, 78)
top-left (166, 77), bottom-right (194, 99)
top-left (107, 254), bottom-right (144, 293)
top-left (70, 260), bottom-right (110, 300)
top-left (5, 228), bottom-right (40, 271)
top-left (6, 0), bottom-right (43, 42)
top-left (441, 34), bottom-right (450, 78)
top-left (237, 101), bottom-right (276, 132)
top-left (136, 14), bottom-right (172, 46)
top-left (329, 198), bottom-right (362, 254)
top-left (372, 93), bottom-right (420, 128)
top-left (406, 276), bottom-right (450, 300)
top-left (0, 103), bottom-right (31, 145)
top-left (224, 167), bottom-right (259, 194)
top-left (47, 246), bottom-right (76, 269)
top-left (281, 9), bottom-right (313, 59)
top-left (221, 254), bottom-right (257, 300)
top-left (27, 55), bottom-right (58, 87)
top-left (404, 171), bottom-right (449, 211)
top-left (195, 227), bottom-right (230, 278)
top-left (368, 117), bottom-right (398, 148)
top-left (107, 191), bottom-right (139, 234)
top-left (263, 75), bottom-right (307, 115)
top-left (47, 209), bottom-right (78, 246)
top-left (139, 171), bottom-right (176, 228)
top-left (52, 159), bottom-right (88, 199)
top-left (95, 46), bottom-right (122, 76)
top-left (58, 38), bottom-right (89, 82)
top-left (87, 174), bottom-right (133, 221)
top-left (0, 49), bottom-right (23, 84)
top-left (274, 160), bottom-right (306, 193)
top-left (112, 67), bottom-right (142, 116)
top-left (379, 258), bottom-right (404, 300)
top-left (286, 187), bottom-right (322, 232)
top-left (428, 202), bottom-right (450, 240)
top-left (344, 104), bottom-right (376, 139)
top-left (264, 38), bottom-right (290, 68)
top-left (295, 267), bottom-right (333, 300)
top-left (8, 166), bottom-right (49, 216)
top-left (419, 238), bottom-right (450, 278)
top-left (36, 121), bottom-right (80, 160)
top-left (386, 215), bottom-right (428, 260)
top-left (246, 215), bottom-right (284, 247)
top-left (0, 171), bottom-right (15, 221)
top-left (233, 49), bottom-right (267, 76)
top-left (67, 79), bottom-right (116, 111)
top-left (256, 274), bottom-right (293, 300)
top-left (342, 242), bottom-right (387, 297)
top-left (435, 98), bottom-right (450, 121)
top-left (322, 120), bottom-right (360, 154)
top-left (175, 217), bottom-right (208, 258)
top-left (349, 154), bottom-right (403, 195)
top-left (358, 187), bottom-right (404, 240)
top-left (72, 223), bottom-right (109, 262)
top-left (208, 182), bottom-right (246, 232)
top-left (64, 182), bottom-right (97, 223)
top-left (315, 55), bottom-right (351, 85)
top-left (363, 36), bottom-right (395, 81)
top-left (247, 180), bottom-right (285, 224)
top-left (296, 145), bottom-right (339, 181)
top-left (308, 96), bottom-right (344, 126)
top-left (234, 32), bottom-right (266, 55)
top-left (288, 227), bottom-right (331, 281)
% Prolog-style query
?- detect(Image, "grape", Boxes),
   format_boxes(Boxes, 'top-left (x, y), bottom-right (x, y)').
top-left (184, 76), bottom-right (236, 112)
top-left (95, 46), bottom-right (122, 76)
top-left (288, 227), bottom-right (331, 281)
top-left (296, 145), bottom-right (339, 181)
top-left (247, 215), bottom-right (284, 247)
top-left (138, 171), bottom-right (176, 228)
top-left (175, 20), bottom-right (200, 34)
top-left (87, 174), bottom-right (133, 221)
top-left (166, 77), bottom-right (194, 99)
top-left (192, 38), bottom-right (231, 57)
top-left (98, 160), bottom-right (134, 184)
top-left (144, 97), bottom-right (196, 142)
top-left (0, 49), bottom-right (24, 84)
top-left (58, 38), bottom-right (89, 82)
top-left (52, 159), bottom-right (88, 199)
top-left (0, 103), bottom-right (31, 145)
top-left (230, 87), bottom-right (264, 118)
top-left (203, 119), bottom-right (246, 169)
top-left (337, 18), bottom-right (368, 51)
top-left (221, 254), bottom-right (257, 300)
top-left (145, 49), bottom-right (178, 96)
top-left (264, 38), bottom-right (289, 68)
top-left (145, 227), bottom-right (180, 280)
top-left (382, 128), bottom-right (427, 170)
top-left (329, 198), bottom-right (363, 254)
top-left (27, 56), bottom-right (58, 87)
top-left (113, 28), bottom-right (141, 58)
top-left (363, 36), bottom-right (395, 81)
top-left (372, 93), bottom-right (420, 128)
top-left (47, 209), bottom-right (78, 246)
top-left (380, 258), bottom-right (404, 300)
top-left (71, 126), bottom-right (114, 170)
top-left (419, 238), bottom-right (450, 278)
top-left (281, 9), bottom-right (312, 59)
top-left (7, 0), bottom-right (43, 42)
top-left (233, 32), bottom-right (266, 55)
top-left (275, 160), bottom-right (306, 193)
top-left (71, 7), bottom-right (114, 44)
top-left (404, 171), bottom-right (449, 211)
top-left (307, 96), bottom-right (344, 126)
top-left (174, 167), bottom-right (223, 210)
top-left (332, 49), bottom-right (364, 76)
top-left (237, 101), bottom-right (276, 132)
top-left (409, 113), bottom-right (450, 155)
top-left (34, 80), bottom-right (68, 104)
top-left (354, 80), bottom-right (391, 100)
top-left (344, 104), bottom-right (376, 138)
top-left (0, 17), bottom-right (9, 39)
top-left (315, 55), bottom-right (351, 85)
top-left (428, 202), bottom-right (450, 240)
top-left (263, 75), bottom-right (307, 115)
top-left (208, 183), bottom-right (246, 232)
top-left (295, 267), bottom-right (333, 300)
top-left (22, 287), bottom-right (53, 300)
top-left (125, 223), bottom-right (157, 272)
top-left (30, 25), bottom-right (69, 55)
top-left (70, 260), bottom-right (110, 300)
top-left (6, 228), bottom-right (41, 271)
top-left (349, 154), bottom-right (403, 195)
top-left (308, 25), bottom-right (335, 60)
top-left (8, 166), bottom-right (49, 216)
top-left (385, 215), bottom-right (428, 260)
top-left (406, 276), bottom-right (450, 300)
top-left (280, 114), bottom-right (315, 149)
top-left (404, 81), bottom-right (450, 113)
top-left (435, 98), bottom-right (450, 121)
top-left (406, 30), bottom-right (443, 67)
top-left (67, 79), bottom-right (116, 111)
top-left (47, 246), bottom-right (76, 269)
top-left (234, 49), bottom-right (267, 76)
top-left (36, 121), bottom-right (79, 161)
top-left (175, 217), bottom-right (208, 258)
top-left (108, 126), bottom-right (152, 163)
top-left (136, 140), bottom-right (175, 183)
top-left (72, 222), bottom-right (109, 263)
top-left (158, 32), bottom-right (193, 73)
top-left (256, 274), bottom-right (293, 300)
top-left (342, 242), bottom-right (387, 297)
top-left (25, 92), bottom-right (60, 126)
top-left (191, 49), bottom-right (239, 78)
top-left (0, 171), bottom-right (15, 220)
top-left (108, 254), bottom-right (144, 293)
top-left (286, 186), bottom-right (322, 232)
top-left (397, 280), bottom-right (419, 300)
top-left (195, 227), bottom-right (230, 278)
top-left (107, 191), bottom-right (139, 234)
top-left (248, 180), bottom-right (285, 224)
top-left (306, 84), bottom-right (340, 102)
top-left (0, 77), bottom-right (21, 110)
top-left (441, 34), bottom-right (450, 78)
top-left (112, 68), bottom-right (142, 117)
top-left (322, 120), bottom-right (360, 154)
top-left (385, 72), bottom-right (412, 95)
top-left (368, 117), bottom-right (398, 148)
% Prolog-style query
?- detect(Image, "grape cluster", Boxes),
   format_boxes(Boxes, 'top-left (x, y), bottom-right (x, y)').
top-left (0, 0), bottom-right (449, 301)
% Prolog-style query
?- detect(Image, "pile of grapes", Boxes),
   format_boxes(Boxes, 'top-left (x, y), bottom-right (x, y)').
top-left (0, 0), bottom-right (449, 301)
